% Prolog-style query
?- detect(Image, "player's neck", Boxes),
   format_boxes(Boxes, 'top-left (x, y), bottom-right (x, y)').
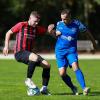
top-left (64, 19), bottom-right (72, 25)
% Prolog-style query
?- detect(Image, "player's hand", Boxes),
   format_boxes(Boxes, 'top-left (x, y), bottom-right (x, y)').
top-left (3, 47), bottom-right (9, 56)
top-left (48, 24), bottom-right (55, 33)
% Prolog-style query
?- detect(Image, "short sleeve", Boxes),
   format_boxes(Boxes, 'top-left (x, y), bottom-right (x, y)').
top-left (74, 20), bottom-right (87, 33)
top-left (56, 22), bottom-right (63, 32)
top-left (11, 22), bottom-right (22, 33)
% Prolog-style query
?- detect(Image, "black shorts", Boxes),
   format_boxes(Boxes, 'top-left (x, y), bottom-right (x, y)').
top-left (15, 50), bottom-right (31, 64)
top-left (15, 50), bottom-right (44, 66)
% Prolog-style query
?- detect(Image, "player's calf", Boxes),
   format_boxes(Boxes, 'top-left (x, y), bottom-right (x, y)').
top-left (42, 68), bottom-right (50, 86)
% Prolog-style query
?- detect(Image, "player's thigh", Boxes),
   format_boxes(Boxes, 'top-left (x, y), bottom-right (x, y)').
top-left (67, 53), bottom-right (79, 71)
top-left (29, 52), bottom-right (38, 62)
top-left (56, 54), bottom-right (68, 69)
top-left (15, 50), bottom-right (31, 64)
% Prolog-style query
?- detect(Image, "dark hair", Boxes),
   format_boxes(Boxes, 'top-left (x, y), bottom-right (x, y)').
top-left (30, 11), bottom-right (40, 19)
top-left (61, 9), bottom-right (71, 15)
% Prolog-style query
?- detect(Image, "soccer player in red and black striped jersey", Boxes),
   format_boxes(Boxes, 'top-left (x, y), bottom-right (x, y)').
top-left (3, 11), bottom-right (54, 95)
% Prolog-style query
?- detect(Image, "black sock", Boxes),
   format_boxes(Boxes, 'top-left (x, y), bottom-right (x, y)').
top-left (61, 74), bottom-right (75, 90)
top-left (42, 68), bottom-right (50, 86)
top-left (27, 61), bottom-right (36, 78)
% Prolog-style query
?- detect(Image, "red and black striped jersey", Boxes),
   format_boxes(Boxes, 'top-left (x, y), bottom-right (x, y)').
top-left (11, 21), bottom-right (46, 53)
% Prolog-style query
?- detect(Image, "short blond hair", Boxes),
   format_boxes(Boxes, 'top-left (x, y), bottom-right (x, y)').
top-left (30, 11), bottom-right (40, 19)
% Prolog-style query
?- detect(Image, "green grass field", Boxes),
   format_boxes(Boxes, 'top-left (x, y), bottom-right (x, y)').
top-left (0, 59), bottom-right (100, 100)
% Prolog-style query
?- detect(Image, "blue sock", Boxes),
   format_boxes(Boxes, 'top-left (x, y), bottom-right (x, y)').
top-left (75, 69), bottom-right (86, 90)
top-left (61, 74), bottom-right (75, 90)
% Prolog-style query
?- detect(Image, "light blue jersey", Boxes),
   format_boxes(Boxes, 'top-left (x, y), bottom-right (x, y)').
top-left (55, 19), bottom-right (87, 68)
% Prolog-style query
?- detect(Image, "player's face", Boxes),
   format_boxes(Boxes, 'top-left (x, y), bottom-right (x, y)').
top-left (61, 13), bottom-right (71, 24)
top-left (29, 15), bottom-right (40, 27)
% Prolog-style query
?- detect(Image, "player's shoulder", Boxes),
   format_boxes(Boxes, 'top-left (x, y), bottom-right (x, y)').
top-left (73, 19), bottom-right (83, 26)
top-left (16, 21), bottom-right (28, 27)
top-left (57, 21), bottom-right (63, 26)
top-left (20, 21), bottom-right (28, 25)
top-left (73, 19), bottom-right (82, 25)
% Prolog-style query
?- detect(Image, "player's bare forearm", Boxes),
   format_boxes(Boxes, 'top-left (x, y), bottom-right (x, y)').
top-left (47, 24), bottom-right (57, 39)
top-left (4, 30), bottom-right (13, 47)
top-left (3, 30), bottom-right (13, 55)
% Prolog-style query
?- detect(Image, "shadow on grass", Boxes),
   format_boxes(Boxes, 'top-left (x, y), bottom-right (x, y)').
top-left (52, 91), bottom-right (100, 96)
top-left (52, 92), bottom-right (74, 95)
top-left (89, 91), bottom-right (100, 96)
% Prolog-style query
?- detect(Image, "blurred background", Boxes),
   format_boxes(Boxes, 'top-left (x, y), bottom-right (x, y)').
top-left (0, 0), bottom-right (100, 53)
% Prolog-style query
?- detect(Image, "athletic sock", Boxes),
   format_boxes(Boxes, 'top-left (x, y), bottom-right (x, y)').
top-left (42, 68), bottom-right (50, 86)
top-left (27, 61), bottom-right (36, 78)
top-left (75, 69), bottom-right (86, 89)
top-left (61, 74), bottom-right (75, 90)
top-left (41, 86), bottom-right (47, 90)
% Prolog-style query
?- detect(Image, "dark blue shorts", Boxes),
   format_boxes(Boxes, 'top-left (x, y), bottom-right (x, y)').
top-left (15, 50), bottom-right (44, 66)
top-left (15, 50), bottom-right (31, 64)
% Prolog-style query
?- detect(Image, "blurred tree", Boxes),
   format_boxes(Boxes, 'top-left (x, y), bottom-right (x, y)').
top-left (94, 0), bottom-right (100, 4)
top-left (0, 0), bottom-right (25, 39)
top-left (88, 0), bottom-right (100, 46)
top-left (0, 0), bottom-right (100, 50)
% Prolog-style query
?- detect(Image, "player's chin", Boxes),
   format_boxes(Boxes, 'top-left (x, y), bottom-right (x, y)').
top-left (32, 25), bottom-right (37, 27)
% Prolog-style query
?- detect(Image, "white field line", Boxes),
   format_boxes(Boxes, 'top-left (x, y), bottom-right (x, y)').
top-left (0, 54), bottom-right (100, 60)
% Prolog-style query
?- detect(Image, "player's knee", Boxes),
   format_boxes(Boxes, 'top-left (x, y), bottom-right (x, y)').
top-left (44, 62), bottom-right (51, 68)
top-left (59, 69), bottom-right (66, 76)
top-left (60, 73), bottom-right (66, 77)
top-left (45, 64), bottom-right (50, 69)
top-left (72, 62), bottom-right (79, 71)
top-left (36, 55), bottom-right (44, 63)
top-left (41, 59), bottom-right (51, 68)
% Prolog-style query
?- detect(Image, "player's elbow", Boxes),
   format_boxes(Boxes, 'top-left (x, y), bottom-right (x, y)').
top-left (6, 30), bottom-right (13, 37)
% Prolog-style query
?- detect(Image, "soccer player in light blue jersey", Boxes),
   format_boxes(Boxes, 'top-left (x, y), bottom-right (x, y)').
top-left (48, 9), bottom-right (97, 95)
